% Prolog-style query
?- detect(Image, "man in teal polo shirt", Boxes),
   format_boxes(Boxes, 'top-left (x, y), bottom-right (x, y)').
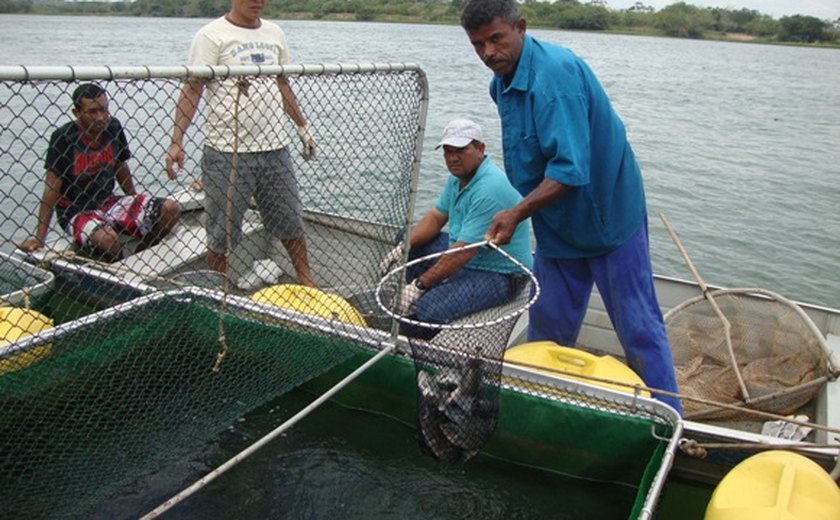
top-left (460, 0), bottom-right (682, 414)
top-left (381, 118), bottom-right (532, 339)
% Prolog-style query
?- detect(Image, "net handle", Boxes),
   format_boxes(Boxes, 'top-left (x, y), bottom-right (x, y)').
top-left (375, 239), bottom-right (540, 330)
top-left (659, 213), bottom-right (752, 401)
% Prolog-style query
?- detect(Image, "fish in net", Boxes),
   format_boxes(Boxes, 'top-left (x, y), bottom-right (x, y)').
top-left (658, 214), bottom-right (838, 421)
top-left (666, 288), bottom-right (836, 420)
top-left (376, 241), bottom-right (538, 462)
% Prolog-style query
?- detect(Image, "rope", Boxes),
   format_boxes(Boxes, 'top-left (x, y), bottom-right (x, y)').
top-left (679, 438), bottom-right (840, 459)
top-left (19, 245), bottom-right (202, 292)
top-left (139, 342), bottom-right (396, 519)
top-left (506, 357), bottom-right (840, 438)
top-left (212, 77), bottom-right (251, 373)
top-left (2, 249), bottom-right (48, 309)
top-left (23, 235), bottom-right (835, 444)
top-left (511, 357), bottom-right (840, 470)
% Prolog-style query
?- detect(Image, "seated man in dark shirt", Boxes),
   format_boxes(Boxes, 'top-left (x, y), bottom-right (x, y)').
top-left (20, 83), bottom-right (180, 260)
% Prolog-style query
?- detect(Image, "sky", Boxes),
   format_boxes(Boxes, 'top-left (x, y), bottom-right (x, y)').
top-left (605, 0), bottom-right (839, 20)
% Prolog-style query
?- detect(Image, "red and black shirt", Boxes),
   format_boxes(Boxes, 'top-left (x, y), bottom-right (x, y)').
top-left (44, 117), bottom-right (131, 227)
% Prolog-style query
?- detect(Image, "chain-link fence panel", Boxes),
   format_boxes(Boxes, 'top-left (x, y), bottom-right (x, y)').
top-left (0, 64), bottom-right (427, 518)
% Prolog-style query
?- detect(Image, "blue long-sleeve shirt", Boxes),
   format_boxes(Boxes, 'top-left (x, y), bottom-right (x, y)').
top-left (491, 34), bottom-right (645, 258)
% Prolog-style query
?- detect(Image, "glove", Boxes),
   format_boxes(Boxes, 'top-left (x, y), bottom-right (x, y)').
top-left (395, 279), bottom-right (426, 317)
top-left (378, 242), bottom-right (404, 276)
top-left (297, 123), bottom-right (316, 161)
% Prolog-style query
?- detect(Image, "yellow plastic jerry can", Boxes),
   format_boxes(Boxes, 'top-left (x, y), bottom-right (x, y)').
top-left (504, 341), bottom-right (650, 397)
top-left (251, 284), bottom-right (367, 327)
top-left (705, 450), bottom-right (840, 520)
top-left (0, 306), bottom-right (54, 376)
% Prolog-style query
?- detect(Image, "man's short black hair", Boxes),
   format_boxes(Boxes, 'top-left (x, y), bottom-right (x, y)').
top-left (460, 0), bottom-right (521, 31)
top-left (71, 83), bottom-right (106, 109)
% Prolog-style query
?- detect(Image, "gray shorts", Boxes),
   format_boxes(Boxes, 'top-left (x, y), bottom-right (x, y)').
top-left (202, 146), bottom-right (304, 254)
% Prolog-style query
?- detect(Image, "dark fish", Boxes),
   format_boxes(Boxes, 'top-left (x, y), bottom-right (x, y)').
top-left (440, 420), bottom-right (490, 452)
top-left (414, 357), bottom-right (497, 460)
top-left (416, 370), bottom-right (466, 462)
top-left (440, 358), bottom-right (497, 450)
top-left (439, 357), bottom-right (482, 422)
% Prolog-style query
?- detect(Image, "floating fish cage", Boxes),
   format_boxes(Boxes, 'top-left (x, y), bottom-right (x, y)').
top-left (0, 287), bottom-right (680, 520)
top-left (0, 252), bottom-right (55, 307)
top-left (0, 288), bottom-right (387, 519)
top-left (0, 64), bottom-right (680, 519)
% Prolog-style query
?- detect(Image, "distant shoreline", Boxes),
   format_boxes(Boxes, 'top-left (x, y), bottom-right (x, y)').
top-left (278, 12), bottom-right (840, 48)
top-left (4, 10), bottom-right (839, 49)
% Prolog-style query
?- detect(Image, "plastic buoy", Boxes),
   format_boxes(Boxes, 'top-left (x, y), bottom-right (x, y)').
top-left (251, 284), bottom-right (366, 327)
top-left (504, 341), bottom-right (650, 397)
top-left (0, 306), bottom-right (54, 376)
top-left (705, 450), bottom-right (840, 520)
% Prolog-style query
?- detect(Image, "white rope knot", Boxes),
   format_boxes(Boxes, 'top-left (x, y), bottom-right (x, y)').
top-left (679, 439), bottom-right (707, 459)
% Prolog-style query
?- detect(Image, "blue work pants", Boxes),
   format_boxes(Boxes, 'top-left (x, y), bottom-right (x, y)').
top-left (528, 221), bottom-right (683, 415)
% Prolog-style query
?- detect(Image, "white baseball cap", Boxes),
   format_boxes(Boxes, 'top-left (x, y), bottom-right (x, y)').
top-left (435, 118), bottom-right (483, 149)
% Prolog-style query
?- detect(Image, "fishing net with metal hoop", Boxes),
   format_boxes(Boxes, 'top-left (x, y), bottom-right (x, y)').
top-left (376, 241), bottom-right (539, 462)
top-left (665, 287), bottom-right (836, 420)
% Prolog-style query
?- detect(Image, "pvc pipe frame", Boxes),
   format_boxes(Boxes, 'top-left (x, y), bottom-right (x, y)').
top-left (0, 63), bottom-right (423, 81)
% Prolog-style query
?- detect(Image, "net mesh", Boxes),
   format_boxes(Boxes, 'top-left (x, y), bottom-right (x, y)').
top-left (0, 66), bottom-right (424, 289)
top-left (0, 252), bottom-right (54, 308)
top-left (0, 290), bottom-right (375, 518)
top-left (665, 288), bottom-right (830, 420)
top-left (0, 64), bottom-right (426, 517)
top-left (378, 242), bottom-right (537, 462)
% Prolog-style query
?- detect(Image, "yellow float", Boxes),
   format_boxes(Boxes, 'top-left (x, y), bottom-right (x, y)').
top-left (503, 341), bottom-right (650, 397)
top-left (705, 450), bottom-right (840, 520)
top-left (251, 284), bottom-right (367, 327)
top-left (0, 306), bottom-right (54, 376)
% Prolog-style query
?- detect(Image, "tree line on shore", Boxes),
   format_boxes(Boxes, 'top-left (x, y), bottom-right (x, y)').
top-left (2, 0), bottom-right (838, 45)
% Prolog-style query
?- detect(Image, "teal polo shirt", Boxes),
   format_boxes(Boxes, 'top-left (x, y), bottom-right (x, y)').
top-left (490, 34), bottom-right (646, 259)
top-left (435, 156), bottom-right (533, 273)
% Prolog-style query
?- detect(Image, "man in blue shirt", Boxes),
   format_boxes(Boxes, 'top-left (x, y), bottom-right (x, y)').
top-left (460, 0), bottom-right (682, 414)
top-left (381, 118), bottom-right (532, 339)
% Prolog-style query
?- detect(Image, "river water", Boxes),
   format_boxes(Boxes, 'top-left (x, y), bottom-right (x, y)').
top-left (1, 14), bottom-right (838, 519)
top-left (1, 14), bottom-right (838, 309)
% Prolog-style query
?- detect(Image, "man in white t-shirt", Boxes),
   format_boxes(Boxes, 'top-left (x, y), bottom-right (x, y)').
top-left (165, 0), bottom-right (316, 286)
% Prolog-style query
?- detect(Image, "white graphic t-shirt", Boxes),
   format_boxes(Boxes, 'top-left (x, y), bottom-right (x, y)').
top-left (188, 17), bottom-right (293, 152)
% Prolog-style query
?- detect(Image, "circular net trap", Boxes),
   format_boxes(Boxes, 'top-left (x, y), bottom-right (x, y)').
top-left (376, 241), bottom-right (538, 462)
top-left (665, 288), bottom-right (834, 420)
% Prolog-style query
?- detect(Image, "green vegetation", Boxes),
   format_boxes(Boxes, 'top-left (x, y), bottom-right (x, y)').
top-left (3, 0), bottom-right (839, 46)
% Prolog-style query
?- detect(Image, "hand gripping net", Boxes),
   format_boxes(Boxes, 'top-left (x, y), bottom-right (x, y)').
top-left (376, 241), bottom-right (539, 462)
top-left (665, 288), bottom-right (836, 420)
